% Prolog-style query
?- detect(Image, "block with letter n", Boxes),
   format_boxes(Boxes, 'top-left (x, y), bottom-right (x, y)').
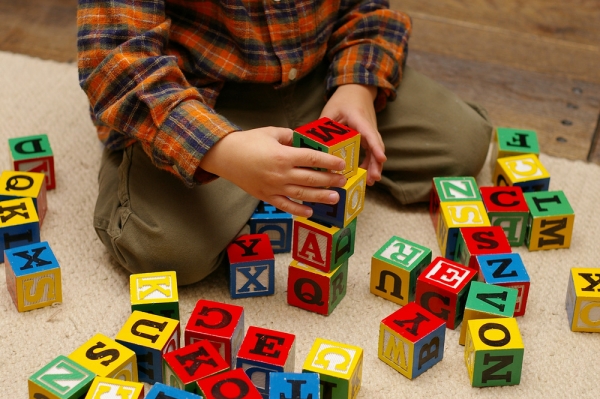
top-left (84, 377), bottom-right (145, 399)
top-left (268, 372), bottom-right (320, 399)
top-left (130, 271), bottom-right (179, 320)
top-left (28, 355), bottom-right (95, 399)
top-left (0, 170), bottom-right (48, 226)
top-left (524, 190), bottom-right (575, 251)
top-left (0, 197), bottom-right (40, 254)
top-left (146, 382), bottom-right (203, 399)
top-left (293, 117), bottom-right (361, 179)
top-left (69, 333), bottom-right (138, 381)
top-left (4, 241), bottom-right (61, 312)
top-left (429, 176), bottom-right (481, 230)
top-left (249, 201), bottom-right (293, 253)
top-left (370, 236), bottom-right (432, 306)
top-left (454, 226), bottom-right (512, 270)
top-left (196, 368), bottom-right (262, 399)
top-left (436, 201), bottom-right (490, 261)
top-left (227, 233), bottom-right (275, 299)
top-left (464, 317), bottom-right (524, 387)
top-left (493, 153), bottom-right (550, 192)
top-left (8, 133), bottom-right (56, 190)
top-left (480, 186), bottom-right (529, 247)
top-left (566, 267), bottom-right (600, 332)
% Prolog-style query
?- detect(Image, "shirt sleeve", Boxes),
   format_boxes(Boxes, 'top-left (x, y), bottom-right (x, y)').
top-left (77, 0), bottom-right (238, 186)
top-left (325, 0), bottom-right (412, 112)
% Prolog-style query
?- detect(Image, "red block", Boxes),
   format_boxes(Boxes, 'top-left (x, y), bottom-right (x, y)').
top-left (226, 233), bottom-right (273, 265)
top-left (163, 340), bottom-right (229, 390)
top-left (455, 226), bottom-right (512, 269)
top-left (197, 368), bottom-right (262, 399)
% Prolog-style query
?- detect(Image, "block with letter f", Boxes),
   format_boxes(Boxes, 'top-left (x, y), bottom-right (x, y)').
top-left (227, 233), bottom-right (275, 298)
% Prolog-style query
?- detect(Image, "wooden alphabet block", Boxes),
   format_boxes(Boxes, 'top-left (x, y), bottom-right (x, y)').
top-left (302, 338), bottom-right (363, 399)
top-left (84, 377), bottom-right (145, 399)
top-left (429, 176), bottom-right (481, 230)
top-left (436, 201), bottom-right (490, 261)
top-left (293, 117), bottom-right (361, 179)
top-left (268, 372), bottom-right (320, 399)
top-left (4, 241), bottom-right (61, 312)
top-left (492, 127), bottom-right (540, 163)
top-left (459, 281), bottom-right (518, 345)
top-left (464, 318), bottom-right (524, 387)
top-left (0, 170), bottom-right (47, 226)
top-left (28, 355), bottom-right (95, 399)
top-left (493, 154), bottom-right (550, 192)
top-left (524, 190), bottom-right (575, 251)
top-left (163, 339), bottom-right (229, 393)
top-left (69, 333), bottom-right (138, 381)
top-left (454, 226), bottom-right (512, 270)
top-left (303, 167), bottom-right (367, 228)
top-left (0, 197), bottom-right (40, 254)
top-left (415, 257), bottom-right (477, 330)
top-left (227, 233), bottom-right (275, 298)
top-left (249, 201), bottom-right (293, 253)
top-left (184, 299), bottom-right (245, 368)
top-left (287, 260), bottom-right (348, 316)
top-left (292, 216), bottom-right (356, 273)
top-left (197, 368), bottom-right (262, 399)
top-left (480, 186), bottom-right (529, 246)
top-left (236, 326), bottom-right (296, 397)
top-left (370, 236), bottom-right (432, 306)
top-left (566, 267), bottom-right (600, 332)
top-left (115, 310), bottom-right (180, 384)
top-left (130, 271), bottom-right (179, 320)
top-left (475, 253), bottom-right (530, 317)
top-left (378, 302), bottom-right (446, 380)
top-left (146, 382), bottom-right (204, 399)
top-left (8, 134), bottom-right (56, 190)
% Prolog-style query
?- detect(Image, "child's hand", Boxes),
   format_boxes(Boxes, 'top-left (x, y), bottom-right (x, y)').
top-left (320, 84), bottom-right (386, 186)
top-left (200, 126), bottom-right (348, 217)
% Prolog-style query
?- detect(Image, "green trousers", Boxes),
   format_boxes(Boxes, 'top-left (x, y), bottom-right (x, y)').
top-left (94, 64), bottom-right (492, 285)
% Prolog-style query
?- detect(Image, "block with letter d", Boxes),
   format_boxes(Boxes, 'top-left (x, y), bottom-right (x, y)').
top-left (268, 372), bottom-right (320, 399)
top-left (130, 271), bottom-right (179, 320)
top-left (0, 170), bottom-right (47, 226)
top-left (69, 333), bottom-right (138, 381)
top-left (249, 201), bottom-right (293, 253)
top-left (524, 190), bottom-right (575, 251)
top-left (84, 377), bottom-right (145, 399)
top-left (436, 200), bottom-right (490, 261)
top-left (493, 154), bottom-right (550, 192)
top-left (464, 317), bottom-right (524, 387)
top-left (293, 117), bottom-right (361, 179)
top-left (429, 176), bottom-right (481, 230)
top-left (197, 368), bottom-right (262, 399)
top-left (566, 267), bottom-right (600, 332)
top-left (370, 236), bottom-right (432, 306)
top-left (491, 127), bottom-right (539, 165)
top-left (146, 382), bottom-right (203, 399)
top-left (0, 197), bottom-right (40, 254)
top-left (227, 233), bottom-right (275, 298)
top-left (9, 133), bottom-right (56, 190)
top-left (28, 355), bottom-right (95, 399)
top-left (480, 186), bottom-right (529, 246)
top-left (454, 226), bottom-right (512, 270)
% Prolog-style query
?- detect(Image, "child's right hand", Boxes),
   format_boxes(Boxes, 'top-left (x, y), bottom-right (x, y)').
top-left (200, 126), bottom-right (348, 217)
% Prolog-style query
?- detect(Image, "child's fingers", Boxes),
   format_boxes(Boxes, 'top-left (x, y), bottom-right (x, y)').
top-left (288, 168), bottom-right (347, 189)
top-left (268, 195), bottom-right (314, 218)
top-left (288, 147), bottom-right (346, 171)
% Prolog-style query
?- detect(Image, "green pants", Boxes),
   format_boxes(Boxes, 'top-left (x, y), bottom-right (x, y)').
top-left (94, 64), bottom-right (492, 285)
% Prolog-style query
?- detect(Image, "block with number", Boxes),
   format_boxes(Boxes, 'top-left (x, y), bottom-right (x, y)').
top-left (249, 201), bottom-right (293, 253)
top-left (197, 368), bottom-right (262, 399)
top-left (480, 186), bottom-right (529, 246)
top-left (84, 377), bottom-right (145, 399)
top-left (370, 236), bottom-right (432, 306)
top-left (130, 271), bottom-right (179, 320)
top-left (464, 317), bottom-right (524, 387)
top-left (493, 154), bottom-right (550, 192)
top-left (293, 117), bottom-right (361, 178)
top-left (236, 326), bottom-right (296, 397)
top-left (227, 233), bottom-right (275, 298)
top-left (29, 355), bottom-right (95, 399)
top-left (524, 190), bottom-right (575, 251)
top-left (415, 257), bottom-right (477, 330)
top-left (302, 338), bottom-right (363, 399)
top-left (0, 197), bottom-right (40, 254)
top-left (115, 310), bottom-right (180, 384)
top-left (566, 268), bottom-right (600, 332)
top-left (492, 127), bottom-right (539, 162)
top-left (163, 339), bottom-right (229, 393)
top-left (429, 176), bottom-right (481, 229)
top-left (0, 170), bottom-right (48, 226)
top-left (287, 260), bottom-right (348, 316)
top-left (436, 201), bottom-right (490, 261)
top-left (455, 226), bottom-right (512, 270)
top-left (4, 241), bottom-right (61, 312)
top-left (459, 281), bottom-right (518, 345)
top-left (475, 253), bottom-right (530, 317)
top-left (268, 372), bottom-right (320, 399)
top-left (147, 382), bottom-right (204, 399)
top-left (292, 216), bottom-right (356, 273)
top-left (378, 302), bottom-right (446, 380)
top-left (9, 134), bottom-right (56, 190)
top-left (69, 333), bottom-right (138, 381)
top-left (185, 299), bottom-right (245, 367)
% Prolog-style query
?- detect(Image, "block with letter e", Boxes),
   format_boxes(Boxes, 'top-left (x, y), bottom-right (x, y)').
top-left (491, 127), bottom-right (539, 164)
top-left (480, 186), bottom-right (529, 246)
top-left (524, 190), bottom-right (575, 251)
top-left (378, 302), bottom-right (446, 380)
top-left (146, 382), bottom-right (203, 399)
top-left (84, 377), bottom-right (145, 399)
top-left (4, 241), bottom-right (61, 312)
top-left (566, 267), bottom-right (600, 332)
top-left (197, 368), bottom-right (262, 399)
top-left (464, 318), bottom-right (524, 387)
top-left (370, 236), bottom-right (432, 305)
top-left (227, 233), bottom-right (275, 298)
top-left (28, 355), bottom-right (95, 399)
top-left (454, 226), bottom-right (512, 270)
top-left (415, 257), bottom-right (477, 330)
top-left (493, 154), bottom-right (550, 192)
top-left (9, 134), bottom-right (56, 190)
top-left (0, 170), bottom-right (47, 226)
top-left (436, 201), bottom-right (490, 261)
top-left (0, 197), bottom-right (40, 254)
top-left (429, 176), bottom-right (481, 230)
top-left (249, 201), bottom-right (293, 253)
top-left (69, 333), bottom-right (138, 381)
top-left (268, 372), bottom-right (320, 399)
top-left (293, 117), bottom-right (361, 179)
top-left (130, 271), bottom-right (179, 320)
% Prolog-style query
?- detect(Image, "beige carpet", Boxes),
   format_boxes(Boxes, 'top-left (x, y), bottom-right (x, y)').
top-left (1, 51), bottom-right (599, 398)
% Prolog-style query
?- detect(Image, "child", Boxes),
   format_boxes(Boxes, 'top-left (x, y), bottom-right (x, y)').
top-left (78, 0), bottom-right (492, 285)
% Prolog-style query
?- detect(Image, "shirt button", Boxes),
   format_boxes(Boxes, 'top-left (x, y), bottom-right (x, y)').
top-left (288, 68), bottom-right (298, 80)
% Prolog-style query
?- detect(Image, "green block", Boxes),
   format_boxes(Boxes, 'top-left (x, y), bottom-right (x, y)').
top-left (328, 261), bottom-right (349, 315)
top-left (466, 281), bottom-right (518, 316)
top-left (9, 134), bottom-right (53, 161)
top-left (471, 348), bottom-right (524, 387)
top-left (28, 355), bottom-right (95, 399)
top-left (495, 127), bottom-right (539, 157)
top-left (433, 176), bottom-right (481, 202)
top-left (488, 211), bottom-right (529, 246)
top-left (524, 190), bottom-right (574, 218)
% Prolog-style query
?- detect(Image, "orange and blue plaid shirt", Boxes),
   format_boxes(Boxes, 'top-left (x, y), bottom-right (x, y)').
top-left (77, 0), bottom-right (411, 185)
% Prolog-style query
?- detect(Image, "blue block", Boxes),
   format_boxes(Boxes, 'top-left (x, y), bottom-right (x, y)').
top-left (269, 372), bottom-right (320, 399)
top-left (516, 178), bottom-right (550, 193)
top-left (237, 358), bottom-right (282, 398)
top-left (146, 383), bottom-right (203, 399)
top-left (411, 323), bottom-right (446, 379)
top-left (230, 259), bottom-right (275, 299)
top-left (249, 202), bottom-right (293, 253)
top-left (476, 253), bottom-right (529, 285)
top-left (114, 340), bottom-right (163, 384)
top-left (5, 241), bottom-right (57, 276)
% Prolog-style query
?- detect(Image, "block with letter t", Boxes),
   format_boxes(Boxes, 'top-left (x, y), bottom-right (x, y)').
top-left (378, 302), bottom-right (446, 380)
top-left (429, 176), bottom-right (481, 230)
top-left (268, 372), bottom-right (320, 399)
top-left (236, 326), bottom-right (296, 398)
top-left (197, 368), bottom-right (262, 399)
top-left (566, 267), bottom-right (600, 332)
top-left (146, 382), bottom-right (203, 399)
top-left (249, 201), bottom-right (293, 253)
top-left (84, 377), bottom-right (145, 399)
top-left (493, 154), bottom-right (550, 192)
top-left (491, 127), bottom-right (540, 163)
top-left (370, 236), bottom-right (432, 306)
top-left (454, 226), bottom-right (512, 270)
top-left (69, 333), bottom-right (138, 381)
top-left (415, 257), bottom-right (477, 330)
top-left (436, 200), bottom-right (490, 261)
top-left (8, 133), bottom-right (56, 190)
top-left (28, 355), bottom-right (95, 399)
top-left (0, 197), bottom-right (40, 254)
top-left (130, 271), bottom-right (179, 320)
top-left (293, 117), bottom-right (361, 178)
top-left (0, 170), bottom-right (48, 226)
top-left (524, 190), bottom-right (575, 251)
top-left (227, 233), bottom-right (275, 298)
top-left (480, 186), bottom-right (529, 247)
top-left (464, 317), bottom-right (524, 387)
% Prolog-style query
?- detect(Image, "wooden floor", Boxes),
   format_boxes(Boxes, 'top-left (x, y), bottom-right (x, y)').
top-left (1, 0), bottom-right (599, 164)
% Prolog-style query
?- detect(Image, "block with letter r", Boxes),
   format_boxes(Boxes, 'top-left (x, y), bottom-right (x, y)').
top-left (0, 170), bottom-right (48, 227)
top-left (566, 267), bottom-right (600, 332)
top-left (197, 368), bottom-right (262, 399)
top-left (146, 382), bottom-right (203, 399)
top-left (429, 176), bottom-right (481, 230)
top-left (249, 201), bottom-right (293, 253)
top-left (84, 377), bottom-right (145, 399)
top-left (524, 190), bottom-right (575, 251)
top-left (0, 197), bottom-right (40, 255)
top-left (493, 154), bottom-right (550, 193)
top-left (28, 355), bottom-right (95, 399)
top-left (8, 134), bottom-right (56, 190)
top-left (268, 372), bottom-right (320, 399)
top-left (130, 271), bottom-right (179, 320)
top-left (227, 233), bottom-right (275, 299)
top-left (480, 186), bottom-right (529, 247)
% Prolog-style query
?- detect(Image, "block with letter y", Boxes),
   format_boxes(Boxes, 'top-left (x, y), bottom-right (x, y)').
top-left (130, 271), bottom-right (179, 320)
top-left (28, 355), bottom-right (95, 399)
top-left (227, 233), bottom-right (275, 298)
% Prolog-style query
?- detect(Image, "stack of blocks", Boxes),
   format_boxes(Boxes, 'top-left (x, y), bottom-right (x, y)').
top-left (227, 233), bottom-right (276, 299)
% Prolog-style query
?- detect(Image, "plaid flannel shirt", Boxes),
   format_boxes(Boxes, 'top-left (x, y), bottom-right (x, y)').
top-left (77, 0), bottom-right (411, 185)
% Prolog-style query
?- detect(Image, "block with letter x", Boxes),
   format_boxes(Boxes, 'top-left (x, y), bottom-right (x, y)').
top-left (130, 270), bottom-right (179, 320)
top-left (28, 355), bottom-right (95, 399)
top-left (227, 233), bottom-right (275, 298)
top-left (249, 201), bottom-right (293, 253)
top-left (524, 190), bottom-right (574, 251)
top-left (9, 133), bottom-right (56, 190)
top-left (566, 267), bottom-right (600, 333)
top-left (480, 186), bottom-right (529, 247)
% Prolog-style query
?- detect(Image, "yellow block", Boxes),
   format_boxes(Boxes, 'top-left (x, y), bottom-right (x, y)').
top-left (494, 154), bottom-right (549, 185)
top-left (130, 271), bottom-right (178, 305)
top-left (378, 322), bottom-right (412, 378)
top-left (459, 309), bottom-right (504, 346)
top-left (527, 215), bottom-right (575, 251)
top-left (16, 267), bottom-right (62, 312)
top-left (0, 197), bottom-right (39, 227)
top-left (437, 201), bottom-right (490, 257)
top-left (0, 170), bottom-right (46, 198)
top-left (69, 333), bottom-right (138, 381)
top-left (115, 310), bottom-right (180, 351)
top-left (84, 377), bottom-right (144, 399)
top-left (330, 132), bottom-right (361, 179)
top-left (341, 168), bottom-right (366, 225)
top-left (567, 268), bottom-right (600, 332)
